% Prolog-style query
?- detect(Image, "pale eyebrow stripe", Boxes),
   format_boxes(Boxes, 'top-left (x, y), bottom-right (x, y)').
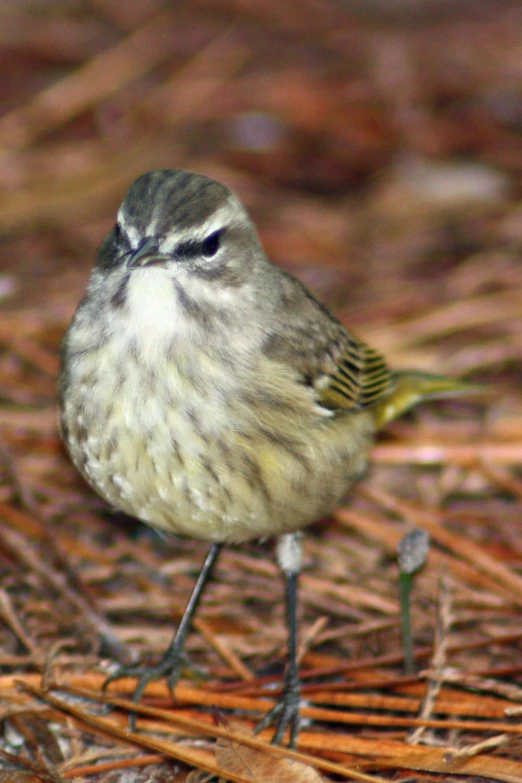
top-left (117, 194), bottom-right (242, 253)
top-left (158, 203), bottom-right (237, 254)
top-left (119, 221), bottom-right (141, 249)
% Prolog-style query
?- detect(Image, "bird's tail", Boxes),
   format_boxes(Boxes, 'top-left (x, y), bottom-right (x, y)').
top-left (370, 371), bottom-right (483, 431)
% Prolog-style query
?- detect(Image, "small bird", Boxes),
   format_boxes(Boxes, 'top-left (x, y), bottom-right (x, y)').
top-left (59, 169), bottom-right (473, 745)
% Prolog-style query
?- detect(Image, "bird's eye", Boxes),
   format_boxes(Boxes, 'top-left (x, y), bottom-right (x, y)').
top-left (201, 229), bottom-right (224, 258)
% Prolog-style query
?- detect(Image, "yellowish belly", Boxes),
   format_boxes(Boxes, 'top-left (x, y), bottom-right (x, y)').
top-left (60, 341), bottom-right (374, 543)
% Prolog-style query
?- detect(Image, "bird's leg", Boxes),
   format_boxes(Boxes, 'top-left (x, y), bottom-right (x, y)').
top-left (256, 531), bottom-right (302, 747)
top-left (104, 542), bottom-right (222, 708)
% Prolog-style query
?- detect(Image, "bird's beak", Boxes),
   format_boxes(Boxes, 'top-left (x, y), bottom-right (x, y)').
top-left (128, 237), bottom-right (171, 268)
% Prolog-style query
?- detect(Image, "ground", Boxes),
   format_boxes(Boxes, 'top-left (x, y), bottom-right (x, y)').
top-left (0, 1), bottom-right (521, 781)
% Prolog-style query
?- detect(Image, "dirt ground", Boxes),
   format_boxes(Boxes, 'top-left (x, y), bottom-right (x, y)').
top-left (0, 1), bottom-right (521, 781)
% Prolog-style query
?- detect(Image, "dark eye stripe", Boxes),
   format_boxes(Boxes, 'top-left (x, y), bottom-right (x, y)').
top-left (176, 240), bottom-right (201, 260)
top-left (175, 227), bottom-right (226, 261)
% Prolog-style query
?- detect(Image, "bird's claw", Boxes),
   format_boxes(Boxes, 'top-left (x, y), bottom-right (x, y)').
top-left (102, 652), bottom-right (187, 729)
top-left (255, 679), bottom-right (301, 747)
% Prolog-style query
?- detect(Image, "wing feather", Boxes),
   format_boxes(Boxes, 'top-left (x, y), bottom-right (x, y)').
top-left (318, 335), bottom-right (396, 411)
top-left (262, 270), bottom-right (396, 413)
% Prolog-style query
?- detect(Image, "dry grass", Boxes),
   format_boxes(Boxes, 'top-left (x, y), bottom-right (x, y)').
top-left (0, 1), bottom-right (521, 781)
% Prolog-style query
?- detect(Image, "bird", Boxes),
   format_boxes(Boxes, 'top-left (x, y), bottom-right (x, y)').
top-left (58, 168), bottom-right (474, 745)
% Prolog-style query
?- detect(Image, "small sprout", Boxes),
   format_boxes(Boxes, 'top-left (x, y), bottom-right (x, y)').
top-left (398, 528), bottom-right (430, 574)
top-left (398, 528), bottom-right (430, 675)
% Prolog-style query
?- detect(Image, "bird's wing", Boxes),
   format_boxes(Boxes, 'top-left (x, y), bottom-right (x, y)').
top-left (262, 271), bottom-right (396, 413)
top-left (262, 272), bottom-right (476, 425)
top-left (316, 332), bottom-right (396, 411)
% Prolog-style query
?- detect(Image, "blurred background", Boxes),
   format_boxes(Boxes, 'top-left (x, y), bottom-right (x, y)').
top-left (1, 0), bottom-right (521, 344)
top-left (0, 0), bottom-right (522, 779)
top-left (2, 0), bottom-right (520, 503)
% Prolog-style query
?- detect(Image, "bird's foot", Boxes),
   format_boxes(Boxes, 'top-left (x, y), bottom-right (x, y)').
top-left (103, 649), bottom-right (186, 728)
top-left (255, 673), bottom-right (301, 747)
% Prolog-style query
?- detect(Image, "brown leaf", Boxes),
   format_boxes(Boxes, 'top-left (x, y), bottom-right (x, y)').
top-left (215, 720), bottom-right (324, 783)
